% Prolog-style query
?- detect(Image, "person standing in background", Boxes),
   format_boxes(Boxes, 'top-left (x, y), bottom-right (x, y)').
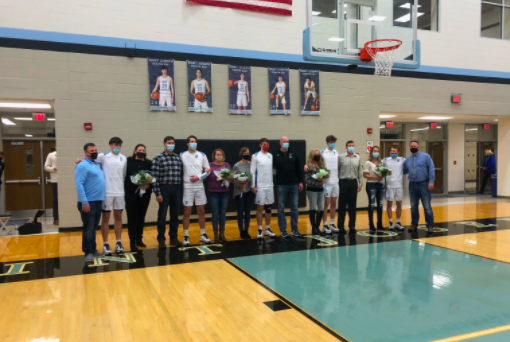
top-left (363, 146), bottom-right (384, 232)
top-left (305, 150), bottom-right (325, 235)
top-left (480, 149), bottom-right (496, 194)
top-left (44, 148), bottom-right (58, 225)
top-left (125, 144), bottom-right (152, 252)
top-left (233, 147), bottom-right (254, 239)
top-left (207, 149), bottom-right (232, 243)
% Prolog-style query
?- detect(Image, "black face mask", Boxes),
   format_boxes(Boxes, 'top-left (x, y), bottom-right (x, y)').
top-left (242, 155), bottom-right (251, 160)
top-left (136, 152), bottom-right (146, 159)
top-left (89, 152), bottom-right (98, 160)
top-left (410, 148), bottom-right (419, 154)
top-left (313, 155), bottom-right (320, 161)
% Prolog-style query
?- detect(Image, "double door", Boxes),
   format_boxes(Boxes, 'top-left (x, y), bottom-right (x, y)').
top-left (382, 141), bottom-right (404, 158)
top-left (427, 142), bottom-right (444, 194)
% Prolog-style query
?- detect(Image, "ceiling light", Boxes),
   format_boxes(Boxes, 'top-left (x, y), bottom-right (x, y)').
top-left (0, 103), bottom-right (51, 109)
top-left (411, 128), bottom-right (429, 132)
top-left (332, 10), bottom-right (336, 14)
top-left (312, 11), bottom-right (321, 16)
top-left (394, 12), bottom-right (424, 23)
top-left (465, 128), bottom-right (478, 131)
top-left (14, 117), bottom-right (32, 121)
top-left (328, 37), bottom-right (345, 42)
top-left (2, 118), bottom-right (16, 125)
top-left (25, 134), bottom-right (33, 137)
top-left (418, 116), bottom-right (453, 120)
top-left (369, 15), bottom-right (387, 22)
top-left (380, 125), bottom-right (385, 129)
top-left (400, 3), bottom-right (422, 9)
top-left (344, 4), bottom-right (347, 7)
top-left (380, 114), bottom-right (396, 118)
top-left (48, 118), bottom-right (55, 121)
top-left (494, 119), bottom-right (499, 122)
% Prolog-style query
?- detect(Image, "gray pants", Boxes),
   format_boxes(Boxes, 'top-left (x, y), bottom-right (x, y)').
top-left (307, 191), bottom-right (324, 211)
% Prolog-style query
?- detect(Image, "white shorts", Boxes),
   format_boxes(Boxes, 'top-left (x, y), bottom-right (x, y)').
top-left (194, 99), bottom-right (209, 111)
top-left (237, 94), bottom-right (248, 107)
top-left (159, 94), bottom-right (172, 107)
top-left (306, 91), bottom-right (317, 99)
top-left (102, 195), bottom-right (125, 211)
top-left (183, 188), bottom-right (207, 206)
top-left (277, 94), bottom-right (286, 104)
top-left (324, 183), bottom-right (339, 198)
top-left (386, 188), bottom-right (404, 202)
top-left (255, 187), bottom-right (274, 206)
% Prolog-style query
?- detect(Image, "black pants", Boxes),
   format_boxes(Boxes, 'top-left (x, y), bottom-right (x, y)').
top-left (480, 171), bottom-right (495, 193)
top-left (125, 192), bottom-right (151, 243)
top-left (157, 186), bottom-right (181, 242)
top-left (236, 192), bottom-right (254, 233)
top-left (51, 183), bottom-right (59, 221)
top-left (338, 179), bottom-right (358, 229)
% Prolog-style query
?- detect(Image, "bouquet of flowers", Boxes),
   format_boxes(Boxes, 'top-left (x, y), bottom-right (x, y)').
top-left (234, 172), bottom-right (253, 197)
top-left (213, 168), bottom-right (233, 187)
top-left (312, 168), bottom-right (330, 181)
top-left (131, 171), bottom-right (154, 197)
top-left (375, 166), bottom-right (392, 177)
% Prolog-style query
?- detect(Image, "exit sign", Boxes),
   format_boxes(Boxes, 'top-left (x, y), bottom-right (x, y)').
top-left (430, 122), bottom-right (437, 129)
top-left (484, 124), bottom-right (490, 130)
top-left (33, 113), bottom-right (46, 121)
top-left (451, 94), bottom-right (461, 104)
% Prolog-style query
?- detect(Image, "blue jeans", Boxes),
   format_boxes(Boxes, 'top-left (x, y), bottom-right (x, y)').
top-left (277, 184), bottom-right (299, 235)
top-left (366, 183), bottom-right (383, 224)
top-left (409, 181), bottom-right (434, 228)
top-left (157, 186), bottom-right (181, 242)
top-left (236, 192), bottom-right (254, 232)
top-left (209, 191), bottom-right (230, 232)
top-left (78, 201), bottom-right (102, 254)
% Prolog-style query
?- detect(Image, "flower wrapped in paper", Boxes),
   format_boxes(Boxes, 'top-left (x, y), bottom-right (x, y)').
top-left (234, 172), bottom-right (253, 197)
top-left (311, 168), bottom-right (330, 181)
top-left (213, 168), bottom-right (233, 187)
top-left (375, 166), bottom-right (392, 177)
top-left (130, 171), bottom-right (155, 197)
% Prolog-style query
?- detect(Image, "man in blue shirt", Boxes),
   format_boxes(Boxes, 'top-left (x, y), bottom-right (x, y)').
top-left (404, 140), bottom-right (435, 233)
top-left (75, 143), bottom-right (106, 262)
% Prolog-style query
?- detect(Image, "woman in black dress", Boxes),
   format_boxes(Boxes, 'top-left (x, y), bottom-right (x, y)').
top-left (125, 144), bottom-right (152, 251)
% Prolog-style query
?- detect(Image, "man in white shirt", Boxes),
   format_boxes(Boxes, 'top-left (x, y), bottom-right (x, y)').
top-left (382, 147), bottom-right (405, 230)
top-left (234, 72), bottom-right (250, 115)
top-left (44, 148), bottom-right (58, 225)
top-left (320, 135), bottom-right (341, 234)
top-left (189, 68), bottom-right (211, 112)
top-left (251, 138), bottom-right (277, 239)
top-left (181, 135), bottom-right (212, 246)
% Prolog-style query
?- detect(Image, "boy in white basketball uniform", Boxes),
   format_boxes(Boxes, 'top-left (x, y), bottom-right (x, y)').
top-left (382, 147), bottom-right (405, 230)
top-left (320, 135), bottom-right (341, 234)
top-left (152, 66), bottom-right (174, 111)
top-left (234, 73), bottom-right (250, 114)
top-left (270, 75), bottom-right (287, 111)
top-left (181, 135), bottom-right (212, 246)
top-left (303, 77), bottom-right (319, 110)
top-left (190, 68), bottom-right (211, 112)
top-left (251, 138), bottom-right (277, 239)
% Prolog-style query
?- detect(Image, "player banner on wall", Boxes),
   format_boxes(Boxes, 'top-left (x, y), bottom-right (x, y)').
top-left (148, 59), bottom-right (176, 112)
top-left (268, 68), bottom-right (291, 115)
top-left (228, 65), bottom-right (252, 115)
top-left (299, 69), bottom-right (320, 116)
top-left (187, 61), bottom-right (213, 113)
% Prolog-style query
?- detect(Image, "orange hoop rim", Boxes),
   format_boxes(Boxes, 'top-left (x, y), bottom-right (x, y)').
top-left (364, 39), bottom-right (403, 53)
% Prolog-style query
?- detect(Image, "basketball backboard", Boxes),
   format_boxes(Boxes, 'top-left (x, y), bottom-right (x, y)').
top-left (303, 0), bottom-right (421, 69)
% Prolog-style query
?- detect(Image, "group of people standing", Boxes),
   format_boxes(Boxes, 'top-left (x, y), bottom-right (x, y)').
top-left (74, 134), bottom-right (437, 262)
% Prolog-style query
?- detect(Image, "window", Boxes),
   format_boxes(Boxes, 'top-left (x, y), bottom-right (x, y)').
top-left (393, 0), bottom-right (439, 31)
top-left (481, 1), bottom-right (510, 39)
top-left (312, 0), bottom-right (337, 19)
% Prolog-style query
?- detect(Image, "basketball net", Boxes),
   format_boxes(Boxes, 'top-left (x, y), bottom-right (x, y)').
top-left (365, 39), bottom-right (402, 77)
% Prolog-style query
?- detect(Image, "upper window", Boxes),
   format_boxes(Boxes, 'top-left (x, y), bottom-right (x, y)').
top-left (393, 0), bottom-right (439, 31)
top-left (312, 0), bottom-right (337, 19)
top-left (481, 1), bottom-right (510, 39)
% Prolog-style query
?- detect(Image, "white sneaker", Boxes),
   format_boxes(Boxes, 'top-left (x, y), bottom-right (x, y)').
top-left (115, 242), bottom-right (124, 253)
top-left (265, 228), bottom-right (276, 237)
top-left (200, 234), bottom-right (211, 244)
top-left (395, 222), bottom-right (404, 230)
top-left (330, 224), bottom-right (340, 233)
top-left (323, 225), bottom-right (332, 234)
top-left (103, 243), bottom-right (112, 256)
top-left (257, 229), bottom-right (263, 239)
top-left (183, 236), bottom-right (190, 246)
top-left (389, 222), bottom-right (394, 230)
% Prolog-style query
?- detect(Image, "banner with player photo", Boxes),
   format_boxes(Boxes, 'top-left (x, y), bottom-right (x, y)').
top-left (268, 68), bottom-right (291, 115)
top-left (299, 69), bottom-right (320, 116)
top-left (148, 59), bottom-right (176, 112)
top-left (228, 65), bottom-right (252, 115)
top-left (187, 61), bottom-right (213, 113)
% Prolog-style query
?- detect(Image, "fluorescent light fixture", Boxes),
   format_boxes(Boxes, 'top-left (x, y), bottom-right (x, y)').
top-left (411, 128), bottom-right (429, 132)
top-left (369, 15), bottom-right (387, 22)
top-left (380, 125), bottom-right (385, 129)
top-left (332, 10), bottom-right (336, 14)
top-left (48, 118), bottom-right (55, 121)
top-left (465, 128), bottom-right (478, 131)
top-left (14, 117), bottom-right (32, 121)
top-left (0, 103), bottom-right (51, 109)
top-left (25, 134), bottom-right (33, 137)
top-left (418, 116), bottom-right (453, 120)
top-left (344, 4), bottom-right (347, 7)
top-left (379, 114), bottom-right (396, 118)
top-left (494, 119), bottom-right (499, 122)
top-left (400, 3), bottom-right (422, 9)
top-left (2, 118), bottom-right (16, 126)
top-left (328, 37), bottom-right (345, 42)
top-left (312, 11), bottom-right (321, 16)
top-left (394, 12), bottom-right (424, 23)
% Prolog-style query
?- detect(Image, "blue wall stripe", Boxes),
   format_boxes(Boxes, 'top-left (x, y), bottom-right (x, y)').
top-left (1, 26), bottom-right (510, 80)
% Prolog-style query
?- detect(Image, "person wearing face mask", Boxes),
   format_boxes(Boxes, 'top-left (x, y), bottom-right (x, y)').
top-left (363, 146), bottom-right (384, 232)
top-left (382, 147), bottom-right (405, 230)
top-left (274, 136), bottom-right (304, 239)
top-left (233, 147), bottom-right (254, 239)
top-left (152, 136), bottom-right (184, 248)
top-left (75, 143), bottom-right (105, 262)
top-left (337, 140), bottom-right (363, 234)
top-left (207, 149), bottom-right (232, 243)
top-left (404, 140), bottom-right (435, 234)
top-left (305, 150), bottom-right (325, 235)
top-left (125, 144), bottom-right (152, 251)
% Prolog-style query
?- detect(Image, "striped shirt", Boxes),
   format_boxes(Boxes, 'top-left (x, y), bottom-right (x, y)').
top-left (151, 151), bottom-right (183, 196)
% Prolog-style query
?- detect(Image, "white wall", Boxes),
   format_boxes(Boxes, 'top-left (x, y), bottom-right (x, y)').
top-left (498, 118), bottom-right (510, 197)
top-left (448, 124), bottom-right (465, 192)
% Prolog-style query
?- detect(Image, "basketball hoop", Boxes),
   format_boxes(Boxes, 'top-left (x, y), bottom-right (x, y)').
top-left (360, 39), bottom-right (402, 77)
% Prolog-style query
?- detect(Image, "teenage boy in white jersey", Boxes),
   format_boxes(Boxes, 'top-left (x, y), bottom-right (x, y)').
top-left (251, 138), bottom-right (277, 239)
top-left (303, 77), bottom-right (319, 111)
top-left (190, 68), bottom-right (211, 112)
top-left (270, 75), bottom-right (287, 111)
top-left (234, 72), bottom-right (250, 115)
top-left (181, 135), bottom-right (212, 246)
top-left (382, 147), bottom-right (405, 230)
top-left (152, 66), bottom-right (174, 111)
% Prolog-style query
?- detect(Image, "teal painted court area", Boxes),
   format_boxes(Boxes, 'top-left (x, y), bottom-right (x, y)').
top-left (230, 241), bottom-right (510, 342)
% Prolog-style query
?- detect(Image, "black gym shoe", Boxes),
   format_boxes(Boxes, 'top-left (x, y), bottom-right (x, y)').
top-left (136, 239), bottom-right (147, 248)
top-left (170, 238), bottom-right (182, 247)
top-left (291, 231), bottom-right (304, 238)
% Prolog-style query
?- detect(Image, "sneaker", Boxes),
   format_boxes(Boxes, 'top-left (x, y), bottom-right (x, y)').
top-left (115, 241), bottom-right (124, 253)
top-left (395, 222), bottom-right (404, 231)
top-left (257, 229), bottom-right (263, 240)
top-left (265, 228), bottom-right (276, 237)
top-left (93, 251), bottom-right (103, 257)
top-left (245, 232), bottom-right (252, 239)
top-left (183, 236), bottom-right (191, 246)
top-left (170, 238), bottom-right (182, 247)
top-left (291, 231), bottom-right (304, 238)
top-left (130, 243), bottom-right (139, 252)
top-left (85, 253), bottom-right (94, 262)
top-left (323, 225), bottom-right (332, 234)
top-left (389, 222), bottom-right (394, 230)
top-left (200, 234), bottom-right (211, 244)
top-left (280, 233), bottom-right (291, 240)
top-left (330, 224), bottom-right (340, 233)
top-left (103, 243), bottom-right (112, 256)
top-left (136, 239), bottom-right (147, 248)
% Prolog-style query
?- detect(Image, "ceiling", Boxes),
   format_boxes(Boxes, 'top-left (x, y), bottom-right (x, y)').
top-left (0, 100), bottom-right (54, 113)
top-left (379, 113), bottom-right (501, 124)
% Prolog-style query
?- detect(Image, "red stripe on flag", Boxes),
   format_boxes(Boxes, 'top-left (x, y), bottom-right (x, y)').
top-left (187, 0), bottom-right (292, 16)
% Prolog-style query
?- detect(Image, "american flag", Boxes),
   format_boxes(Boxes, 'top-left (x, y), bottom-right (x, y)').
top-left (186, 0), bottom-right (292, 16)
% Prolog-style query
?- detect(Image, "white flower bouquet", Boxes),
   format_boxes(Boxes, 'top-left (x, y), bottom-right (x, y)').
top-left (376, 166), bottom-right (392, 177)
top-left (131, 171), bottom-right (154, 197)
top-left (312, 168), bottom-right (330, 181)
top-left (234, 172), bottom-right (253, 197)
top-left (213, 168), bottom-right (233, 187)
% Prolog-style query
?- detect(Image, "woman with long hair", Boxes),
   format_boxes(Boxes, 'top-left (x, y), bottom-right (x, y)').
top-left (125, 144), bottom-right (152, 251)
top-left (305, 149), bottom-right (326, 235)
top-left (207, 149), bottom-right (232, 243)
top-left (480, 149), bottom-right (496, 193)
top-left (363, 146), bottom-right (384, 231)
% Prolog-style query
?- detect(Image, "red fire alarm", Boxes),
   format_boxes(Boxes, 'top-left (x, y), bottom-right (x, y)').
top-left (386, 121), bottom-right (393, 128)
top-left (430, 122), bottom-right (437, 129)
top-left (451, 94), bottom-right (461, 104)
top-left (483, 123), bottom-right (489, 130)
top-left (454, 161), bottom-right (457, 165)
top-left (84, 123), bottom-right (93, 131)
top-left (367, 128), bottom-right (373, 134)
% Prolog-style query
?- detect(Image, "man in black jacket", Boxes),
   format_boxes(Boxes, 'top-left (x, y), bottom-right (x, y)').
top-left (274, 136), bottom-right (304, 239)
